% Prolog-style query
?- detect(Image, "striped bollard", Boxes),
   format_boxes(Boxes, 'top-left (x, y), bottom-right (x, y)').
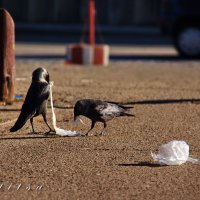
top-left (67, 44), bottom-right (109, 66)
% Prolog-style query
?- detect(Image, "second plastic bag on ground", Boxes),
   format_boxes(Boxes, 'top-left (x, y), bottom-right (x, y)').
top-left (151, 140), bottom-right (199, 165)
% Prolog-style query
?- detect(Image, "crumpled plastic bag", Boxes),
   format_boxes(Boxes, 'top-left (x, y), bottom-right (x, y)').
top-left (49, 82), bottom-right (80, 137)
top-left (151, 140), bottom-right (199, 165)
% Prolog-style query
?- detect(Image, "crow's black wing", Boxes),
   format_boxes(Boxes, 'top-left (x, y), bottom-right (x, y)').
top-left (10, 82), bottom-right (50, 132)
top-left (82, 100), bottom-right (106, 120)
top-left (93, 102), bottom-right (120, 121)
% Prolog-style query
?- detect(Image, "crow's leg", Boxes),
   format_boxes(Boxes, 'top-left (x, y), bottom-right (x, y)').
top-left (85, 121), bottom-right (95, 136)
top-left (42, 113), bottom-right (54, 133)
top-left (30, 118), bottom-right (35, 133)
top-left (99, 122), bottom-right (107, 136)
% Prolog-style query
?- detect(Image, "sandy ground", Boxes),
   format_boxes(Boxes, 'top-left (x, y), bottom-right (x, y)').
top-left (0, 44), bottom-right (200, 200)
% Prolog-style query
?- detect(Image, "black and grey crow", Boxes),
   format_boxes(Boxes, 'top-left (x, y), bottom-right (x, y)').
top-left (74, 99), bottom-right (135, 136)
top-left (10, 67), bottom-right (53, 133)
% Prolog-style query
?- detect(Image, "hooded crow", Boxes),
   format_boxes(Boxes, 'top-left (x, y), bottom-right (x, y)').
top-left (74, 99), bottom-right (135, 136)
top-left (10, 67), bottom-right (53, 133)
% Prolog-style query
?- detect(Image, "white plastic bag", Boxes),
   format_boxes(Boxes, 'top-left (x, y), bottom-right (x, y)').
top-left (49, 82), bottom-right (80, 137)
top-left (151, 140), bottom-right (199, 165)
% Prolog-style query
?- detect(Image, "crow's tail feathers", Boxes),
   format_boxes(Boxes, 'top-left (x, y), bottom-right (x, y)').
top-left (10, 114), bottom-right (30, 132)
top-left (10, 120), bottom-right (25, 132)
top-left (119, 105), bottom-right (134, 110)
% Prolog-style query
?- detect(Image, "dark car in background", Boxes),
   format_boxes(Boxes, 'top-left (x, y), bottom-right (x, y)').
top-left (159, 0), bottom-right (200, 58)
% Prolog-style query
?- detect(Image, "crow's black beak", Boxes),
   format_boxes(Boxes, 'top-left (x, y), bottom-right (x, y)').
top-left (73, 115), bottom-right (84, 125)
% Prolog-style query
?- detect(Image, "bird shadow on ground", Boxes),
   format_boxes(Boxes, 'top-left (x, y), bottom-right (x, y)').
top-left (47, 105), bottom-right (74, 109)
top-left (108, 98), bottom-right (200, 105)
top-left (0, 106), bottom-right (73, 112)
top-left (118, 162), bottom-right (165, 168)
top-left (0, 108), bottom-right (21, 112)
top-left (0, 132), bottom-right (60, 140)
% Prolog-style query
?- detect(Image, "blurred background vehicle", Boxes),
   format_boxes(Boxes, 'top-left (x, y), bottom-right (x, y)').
top-left (0, 0), bottom-right (200, 58)
top-left (159, 0), bottom-right (200, 58)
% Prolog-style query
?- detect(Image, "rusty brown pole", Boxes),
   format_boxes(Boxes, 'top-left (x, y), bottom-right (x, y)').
top-left (89, 0), bottom-right (95, 45)
top-left (0, 8), bottom-right (15, 104)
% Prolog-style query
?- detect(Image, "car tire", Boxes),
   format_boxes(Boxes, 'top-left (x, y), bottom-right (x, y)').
top-left (174, 26), bottom-right (200, 58)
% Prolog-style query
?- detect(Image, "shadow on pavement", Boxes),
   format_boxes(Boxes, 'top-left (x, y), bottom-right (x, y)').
top-left (16, 54), bottom-right (65, 60)
top-left (0, 108), bottom-right (21, 112)
top-left (0, 134), bottom-right (59, 140)
top-left (15, 54), bottom-right (200, 61)
top-left (110, 54), bottom-right (200, 61)
top-left (108, 99), bottom-right (200, 105)
top-left (118, 162), bottom-right (164, 167)
top-left (126, 99), bottom-right (200, 105)
top-left (48, 105), bottom-right (74, 109)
